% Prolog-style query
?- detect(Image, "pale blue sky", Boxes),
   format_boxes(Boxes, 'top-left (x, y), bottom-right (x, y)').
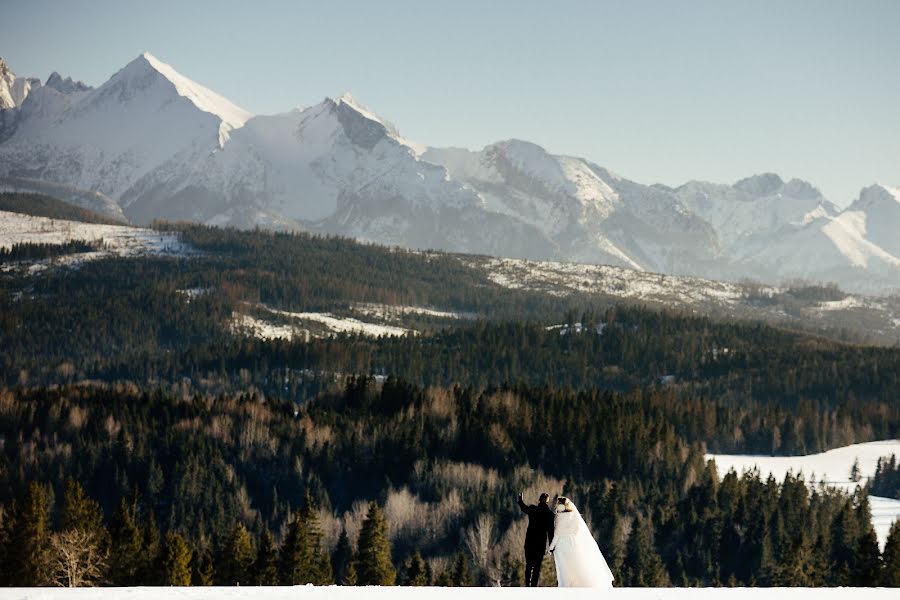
top-left (2, 0), bottom-right (898, 205)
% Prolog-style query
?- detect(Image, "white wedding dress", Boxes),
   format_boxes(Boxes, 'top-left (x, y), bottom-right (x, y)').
top-left (548, 502), bottom-right (615, 588)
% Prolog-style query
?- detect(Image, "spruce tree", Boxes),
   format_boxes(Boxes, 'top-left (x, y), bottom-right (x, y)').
top-left (354, 501), bottom-right (396, 585)
top-left (299, 491), bottom-right (332, 584)
top-left (9, 482), bottom-right (49, 585)
top-left (624, 514), bottom-right (669, 586)
top-left (403, 551), bottom-right (427, 586)
top-left (109, 496), bottom-right (143, 585)
top-left (191, 547), bottom-right (215, 586)
top-left (451, 550), bottom-right (473, 587)
top-left (141, 514), bottom-right (162, 584)
top-left (853, 494), bottom-right (882, 586)
top-left (279, 495), bottom-right (331, 585)
top-left (60, 479), bottom-right (108, 543)
top-left (881, 520), bottom-right (900, 587)
top-left (254, 527), bottom-right (279, 585)
top-left (331, 528), bottom-right (355, 585)
top-left (162, 531), bottom-right (193, 586)
top-left (58, 479), bottom-right (110, 581)
top-left (219, 522), bottom-right (255, 585)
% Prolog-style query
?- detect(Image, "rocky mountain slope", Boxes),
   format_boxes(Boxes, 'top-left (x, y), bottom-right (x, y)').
top-left (0, 53), bottom-right (897, 293)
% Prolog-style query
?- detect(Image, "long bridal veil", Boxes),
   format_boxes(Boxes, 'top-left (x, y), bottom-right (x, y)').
top-left (550, 502), bottom-right (615, 588)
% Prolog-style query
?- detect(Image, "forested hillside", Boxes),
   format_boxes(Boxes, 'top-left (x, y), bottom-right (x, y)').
top-left (1, 381), bottom-right (898, 587)
top-left (1, 222), bottom-right (899, 587)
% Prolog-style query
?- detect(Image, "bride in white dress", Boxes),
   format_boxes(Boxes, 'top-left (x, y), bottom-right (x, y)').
top-left (548, 496), bottom-right (615, 588)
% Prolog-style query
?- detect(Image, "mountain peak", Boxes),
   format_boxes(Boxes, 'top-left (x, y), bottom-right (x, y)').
top-left (45, 71), bottom-right (91, 94)
top-left (854, 183), bottom-right (900, 210)
top-left (327, 92), bottom-right (423, 154)
top-left (733, 173), bottom-right (785, 196)
top-left (112, 52), bottom-right (251, 133)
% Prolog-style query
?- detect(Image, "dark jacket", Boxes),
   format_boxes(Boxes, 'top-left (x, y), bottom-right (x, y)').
top-left (518, 498), bottom-right (554, 555)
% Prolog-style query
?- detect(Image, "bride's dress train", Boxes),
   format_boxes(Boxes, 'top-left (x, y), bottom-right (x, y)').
top-left (548, 499), bottom-right (615, 588)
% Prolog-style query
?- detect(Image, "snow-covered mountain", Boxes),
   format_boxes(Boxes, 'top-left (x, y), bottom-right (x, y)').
top-left (0, 53), bottom-right (898, 293)
top-left (0, 56), bottom-right (41, 109)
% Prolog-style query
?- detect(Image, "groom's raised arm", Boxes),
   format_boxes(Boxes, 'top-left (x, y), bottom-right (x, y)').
top-left (517, 493), bottom-right (531, 514)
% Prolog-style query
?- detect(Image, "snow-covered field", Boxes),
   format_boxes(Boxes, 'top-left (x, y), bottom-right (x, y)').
top-left (353, 303), bottom-right (474, 321)
top-left (230, 304), bottom-right (412, 341)
top-left (0, 210), bottom-right (189, 266)
top-left (707, 440), bottom-right (900, 548)
top-left (2, 586), bottom-right (897, 599)
top-left (475, 256), bottom-right (750, 305)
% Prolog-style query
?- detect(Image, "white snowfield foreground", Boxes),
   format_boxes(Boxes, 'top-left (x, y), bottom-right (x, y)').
top-left (1, 587), bottom-right (898, 600)
top-left (707, 440), bottom-right (900, 549)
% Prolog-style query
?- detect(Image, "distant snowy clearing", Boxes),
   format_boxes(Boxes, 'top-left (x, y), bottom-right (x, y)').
top-left (0, 210), bottom-right (189, 267)
top-left (476, 256), bottom-right (750, 305)
top-left (707, 440), bottom-right (900, 548)
top-left (230, 303), bottom-right (413, 341)
top-left (2, 586), bottom-right (897, 599)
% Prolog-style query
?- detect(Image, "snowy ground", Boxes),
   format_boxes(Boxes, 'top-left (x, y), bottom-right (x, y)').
top-left (230, 304), bottom-right (412, 341)
top-left (352, 302), bottom-right (475, 321)
top-left (474, 256), bottom-right (749, 305)
top-left (707, 440), bottom-right (900, 548)
top-left (0, 210), bottom-right (189, 269)
top-left (467, 255), bottom-right (900, 345)
top-left (1, 586), bottom-right (897, 599)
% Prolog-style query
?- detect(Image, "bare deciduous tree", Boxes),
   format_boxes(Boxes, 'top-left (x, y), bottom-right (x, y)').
top-left (46, 528), bottom-right (108, 587)
top-left (463, 513), bottom-right (499, 585)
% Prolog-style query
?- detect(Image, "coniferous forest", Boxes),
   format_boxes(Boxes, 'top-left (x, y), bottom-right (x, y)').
top-left (0, 223), bottom-right (899, 587)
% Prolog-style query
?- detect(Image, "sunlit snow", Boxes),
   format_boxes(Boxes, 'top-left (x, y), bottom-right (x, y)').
top-left (0, 210), bottom-right (189, 265)
top-left (707, 440), bottom-right (900, 549)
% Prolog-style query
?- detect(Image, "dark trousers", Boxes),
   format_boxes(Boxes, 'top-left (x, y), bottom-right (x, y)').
top-left (524, 551), bottom-right (544, 587)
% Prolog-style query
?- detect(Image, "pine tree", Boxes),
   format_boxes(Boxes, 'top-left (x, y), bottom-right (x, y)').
top-left (254, 527), bottom-right (279, 585)
top-left (624, 514), bottom-right (669, 586)
top-left (60, 479), bottom-right (108, 545)
top-left (451, 550), bottom-right (473, 586)
top-left (56, 478), bottom-right (110, 584)
top-left (219, 522), bottom-right (255, 585)
top-left (852, 494), bottom-right (882, 586)
top-left (9, 482), bottom-right (49, 585)
top-left (109, 496), bottom-right (143, 585)
top-left (403, 552), bottom-right (427, 586)
top-left (331, 528), bottom-right (355, 585)
top-left (279, 494), bottom-right (331, 585)
top-left (191, 547), bottom-right (215, 586)
top-left (354, 501), bottom-right (396, 585)
top-left (162, 531), bottom-right (193, 586)
top-left (434, 569), bottom-right (452, 586)
top-left (829, 502), bottom-right (859, 586)
top-left (881, 520), bottom-right (900, 587)
top-left (299, 491), bottom-right (332, 585)
top-left (141, 513), bottom-right (162, 584)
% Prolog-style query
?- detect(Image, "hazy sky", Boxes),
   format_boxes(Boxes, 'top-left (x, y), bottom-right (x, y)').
top-left (2, 0), bottom-right (898, 205)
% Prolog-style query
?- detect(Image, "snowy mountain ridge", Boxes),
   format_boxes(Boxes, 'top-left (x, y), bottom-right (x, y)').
top-left (0, 53), bottom-right (898, 293)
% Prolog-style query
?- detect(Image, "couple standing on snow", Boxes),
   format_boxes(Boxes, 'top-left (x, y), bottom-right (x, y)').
top-left (517, 492), bottom-right (614, 588)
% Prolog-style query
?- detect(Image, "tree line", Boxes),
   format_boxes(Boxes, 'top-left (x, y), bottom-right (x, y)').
top-left (0, 380), bottom-right (897, 586)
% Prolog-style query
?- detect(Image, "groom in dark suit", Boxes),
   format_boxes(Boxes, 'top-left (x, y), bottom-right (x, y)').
top-left (517, 492), bottom-right (555, 587)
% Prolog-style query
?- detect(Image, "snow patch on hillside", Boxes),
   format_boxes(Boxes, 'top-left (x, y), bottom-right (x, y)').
top-left (477, 256), bottom-right (750, 305)
top-left (707, 440), bottom-right (900, 549)
top-left (231, 304), bottom-right (412, 341)
top-left (0, 210), bottom-right (188, 260)
top-left (353, 303), bottom-right (474, 321)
